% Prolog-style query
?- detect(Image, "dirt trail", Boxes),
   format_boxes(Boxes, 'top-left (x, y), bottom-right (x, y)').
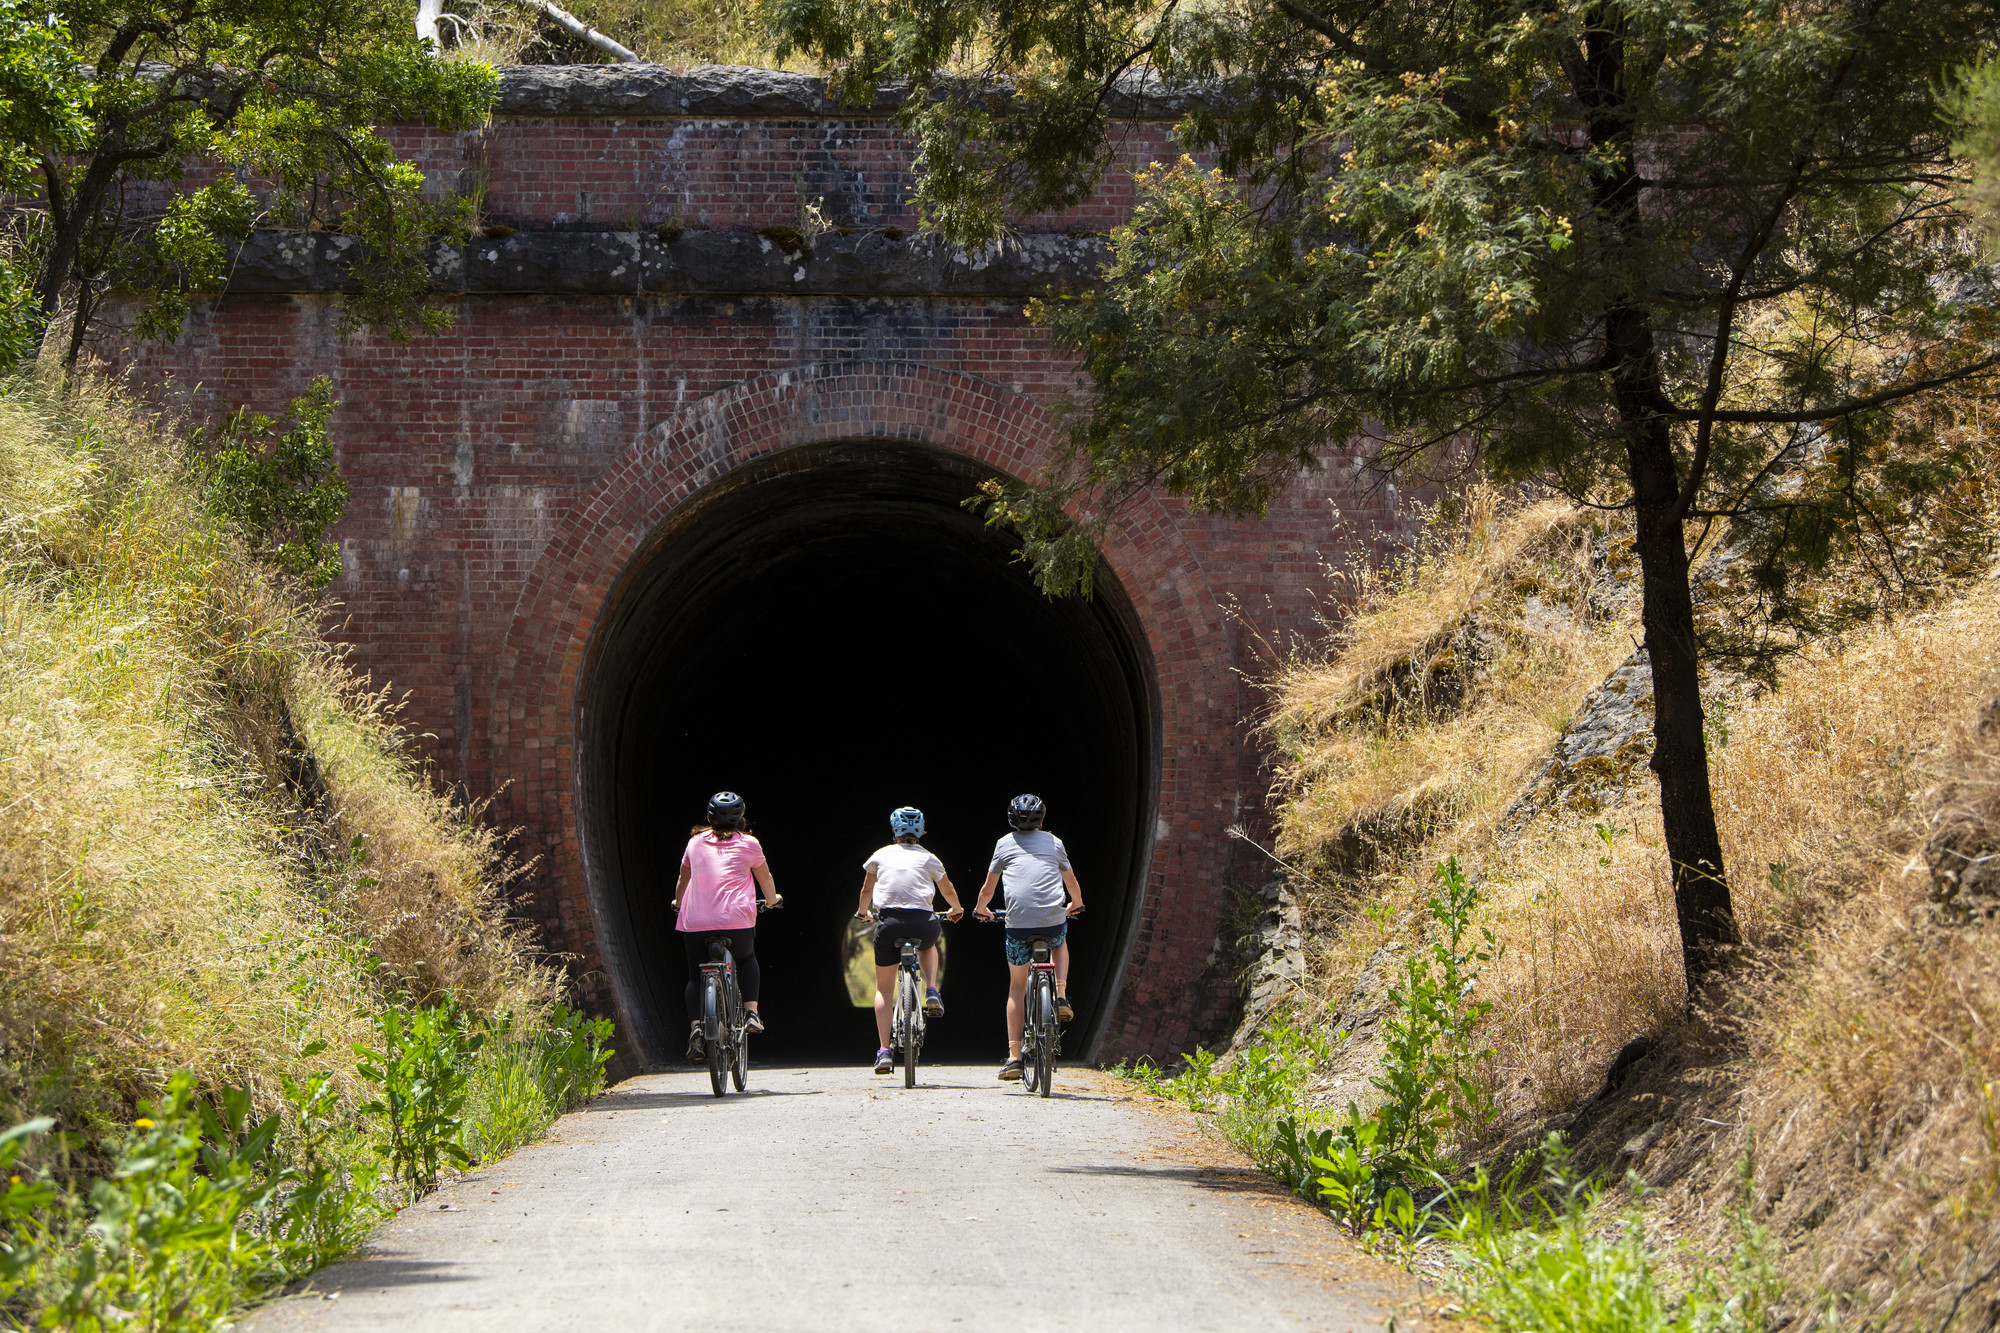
top-left (249, 1064), bottom-right (1413, 1331)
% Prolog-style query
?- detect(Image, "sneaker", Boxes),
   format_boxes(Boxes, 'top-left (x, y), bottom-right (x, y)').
top-left (1055, 994), bottom-right (1075, 1024)
top-left (873, 1047), bottom-right (894, 1074)
top-left (744, 1010), bottom-right (765, 1034)
top-left (925, 987), bottom-right (945, 1017)
top-left (686, 1028), bottom-right (706, 1062)
top-left (998, 1058), bottom-right (1024, 1082)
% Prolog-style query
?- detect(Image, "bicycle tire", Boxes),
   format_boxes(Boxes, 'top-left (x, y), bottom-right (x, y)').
top-left (729, 970), bottom-right (751, 1092)
top-left (1034, 975), bottom-right (1055, 1097)
top-left (1024, 976), bottom-right (1040, 1088)
top-left (901, 971), bottom-right (921, 1087)
top-left (704, 975), bottom-right (726, 1097)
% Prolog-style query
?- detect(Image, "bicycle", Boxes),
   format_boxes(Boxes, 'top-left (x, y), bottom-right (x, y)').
top-left (891, 937), bottom-right (927, 1087)
top-left (1018, 933), bottom-right (1061, 1097)
top-left (855, 909), bottom-right (949, 1087)
top-left (696, 900), bottom-right (778, 1098)
top-left (976, 906), bottom-right (1069, 1097)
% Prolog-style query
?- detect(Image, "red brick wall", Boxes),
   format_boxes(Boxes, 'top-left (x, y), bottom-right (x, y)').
top-left (121, 92), bottom-right (1421, 1064)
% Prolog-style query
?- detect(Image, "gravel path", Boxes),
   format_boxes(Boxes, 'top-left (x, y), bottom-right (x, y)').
top-left (248, 1064), bottom-right (1412, 1332)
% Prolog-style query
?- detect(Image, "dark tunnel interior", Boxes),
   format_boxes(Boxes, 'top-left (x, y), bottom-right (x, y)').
top-left (578, 440), bottom-right (1159, 1068)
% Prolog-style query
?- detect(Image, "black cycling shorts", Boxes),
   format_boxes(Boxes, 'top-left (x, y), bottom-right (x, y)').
top-left (871, 907), bottom-right (941, 966)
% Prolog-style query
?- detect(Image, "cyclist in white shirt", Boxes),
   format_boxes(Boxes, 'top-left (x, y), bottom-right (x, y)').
top-left (856, 806), bottom-right (965, 1074)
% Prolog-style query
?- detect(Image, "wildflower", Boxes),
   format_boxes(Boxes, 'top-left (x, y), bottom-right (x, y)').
top-left (133, 1117), bottom-right (154, 1129)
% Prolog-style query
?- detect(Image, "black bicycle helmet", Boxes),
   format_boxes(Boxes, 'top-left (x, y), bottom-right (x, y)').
top-left (706, 791), bottom-right (747, 829)
top-left (1007, 793), bottom-right (1045, 830)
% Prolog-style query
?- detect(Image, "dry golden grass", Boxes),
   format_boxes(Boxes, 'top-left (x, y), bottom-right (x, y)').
top-left (1269, 471), bottom-right (2000, 1320)
top-left (1269, 488), bottom-right (1639, 872)
top-left (0, 376), bottom-right (555, 1134)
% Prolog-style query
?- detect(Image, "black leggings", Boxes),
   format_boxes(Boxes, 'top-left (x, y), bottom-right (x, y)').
top-left (682, 928), bottom-right (759, 1024)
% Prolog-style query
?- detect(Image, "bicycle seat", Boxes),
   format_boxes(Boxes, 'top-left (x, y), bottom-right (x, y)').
top-left (707, 941), bottom-right (730, 961)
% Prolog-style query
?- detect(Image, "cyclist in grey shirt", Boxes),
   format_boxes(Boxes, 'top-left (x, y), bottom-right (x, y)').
top-left (972, 793), bottom-right (1085, 1081)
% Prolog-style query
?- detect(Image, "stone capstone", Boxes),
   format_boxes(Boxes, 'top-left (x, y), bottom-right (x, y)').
top-left (493, 63), bottom-right (1206, 120)
top-left (226, 228), bottom-right (1109, 297)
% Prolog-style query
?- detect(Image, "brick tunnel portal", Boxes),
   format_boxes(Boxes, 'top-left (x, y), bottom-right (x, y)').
top-left (578, 440), bottom-right (1157, 1067)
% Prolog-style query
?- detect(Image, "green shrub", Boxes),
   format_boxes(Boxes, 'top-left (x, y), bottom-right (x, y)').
top-left (356, 998), bottom-right (486, 1198)
top-left (459, 1006), bottom-right (613, 1165)
top-left (186, 376), bottom-right (347, 588)
top-left (1441, 1136), bottom-right (1782, 1333)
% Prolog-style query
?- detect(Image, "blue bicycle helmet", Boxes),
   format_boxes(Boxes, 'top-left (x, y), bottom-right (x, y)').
top-left (889, 806), bottom-right (925, 839)
top-left (706, 791), bottom-right (747, 829)
top-left (1007, 793), bottom-right (1045, 830)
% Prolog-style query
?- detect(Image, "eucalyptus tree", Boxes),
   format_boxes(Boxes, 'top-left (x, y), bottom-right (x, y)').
top-left (776, 0), bottom-right (2000, 988)
top-left (0, 0), bottom-right (496, 370)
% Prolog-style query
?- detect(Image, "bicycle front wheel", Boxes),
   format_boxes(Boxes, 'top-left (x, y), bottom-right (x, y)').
top-left (704, 977), bottom-right (727, 1097)
top-left (1033, 977), bottom-right (1055, 1097)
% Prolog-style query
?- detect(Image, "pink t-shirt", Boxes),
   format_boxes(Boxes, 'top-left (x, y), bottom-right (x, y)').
top-left (677, 832), bottom-right (766, 931)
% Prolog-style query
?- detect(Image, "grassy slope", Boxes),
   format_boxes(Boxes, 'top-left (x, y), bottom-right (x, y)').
top-left (0, 375), bottom-right (557, 1143)
top-left (1266, 487), bottom-right (2000, 1325)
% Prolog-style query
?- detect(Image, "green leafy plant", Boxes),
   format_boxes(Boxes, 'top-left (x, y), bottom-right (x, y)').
top-left (0, 1117), bottom-right (56, 1301)
top-left (274, 1040), bottom-right (386, 1270)
top-left (39, 1073), bottom-right (284, 1331)
top-left (459, 1005), bottom-right (614, 1165)
top-left (1442, 1135), bottom-right (1784, 1333)
top-left (189, 377), bottom-right (348, 588)
top-left (1372, 856), bottom-right (1500, 1161)
top-left (356, 998), bottom-right (487, 1197)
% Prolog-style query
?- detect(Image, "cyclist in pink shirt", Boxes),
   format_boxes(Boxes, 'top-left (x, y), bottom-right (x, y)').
top-left (671, 791), bottom-right (781, 1063)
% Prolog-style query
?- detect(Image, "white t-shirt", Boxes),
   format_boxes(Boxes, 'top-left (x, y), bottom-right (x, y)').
top-left (864, 842), bottom-right (947, 912)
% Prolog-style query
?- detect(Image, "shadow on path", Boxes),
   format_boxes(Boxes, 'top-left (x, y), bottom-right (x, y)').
top-left (1050, 1162), bottom-right (1290, 1194)
top-left (580, 1089), bottom-right (825, 1110)
top-left (305, 1259), bottom-right (471, 1293)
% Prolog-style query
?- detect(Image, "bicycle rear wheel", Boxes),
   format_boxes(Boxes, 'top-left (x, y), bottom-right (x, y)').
top-left (703, 976), bottom-right (726, 1097)
top-left (1034, 977), bottom-right (1055, 1097)
top-left (1021, 981), bottom-right (1043, 1093)
top-left (900, 972), bottom-right (921, 1087)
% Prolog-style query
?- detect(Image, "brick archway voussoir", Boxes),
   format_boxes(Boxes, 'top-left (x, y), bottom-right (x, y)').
top-left (489, 360), bottom-right (1234, 1056)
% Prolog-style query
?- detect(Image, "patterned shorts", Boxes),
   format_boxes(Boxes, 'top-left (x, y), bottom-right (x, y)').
top-left (1004, 924), bottom-right (1067, 966)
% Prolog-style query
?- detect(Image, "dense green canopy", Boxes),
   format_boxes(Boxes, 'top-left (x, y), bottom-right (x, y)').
top-left (777, 0), bottom-right (2000, 987)
top-left (0, 0), bottom-right (495, 368)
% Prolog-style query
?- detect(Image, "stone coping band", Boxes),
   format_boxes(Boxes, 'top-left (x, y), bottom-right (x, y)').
top-left (226, 228), bottom-right (1109, 297)
top-left (493, 64), bottom-right (1209, 121)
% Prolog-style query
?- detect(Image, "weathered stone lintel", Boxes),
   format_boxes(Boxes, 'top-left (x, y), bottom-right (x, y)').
top-left (227, 228), bottom-right (1109, 298)
top-left (493, 63), bottom-right (1209, 121)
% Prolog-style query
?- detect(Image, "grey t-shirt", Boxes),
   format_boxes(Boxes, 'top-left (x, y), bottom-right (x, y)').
top-left (987, 831), bottom-right (1072, 928)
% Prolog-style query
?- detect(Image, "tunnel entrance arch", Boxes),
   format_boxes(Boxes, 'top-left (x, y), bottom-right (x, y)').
top-left (577, 438), bottom-right (1159, 1067)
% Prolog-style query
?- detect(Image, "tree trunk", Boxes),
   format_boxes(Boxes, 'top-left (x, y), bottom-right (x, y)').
top-left (32, 149), bottom-right (125, 366)
top-left (1578, 4), bottom-right (1738, 993)
top-left (1625, 414), bottom-right (1739, 988)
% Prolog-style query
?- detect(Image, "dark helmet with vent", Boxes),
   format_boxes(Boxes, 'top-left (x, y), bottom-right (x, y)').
top-left (706, 791), bottom-right (747, 829)
top-left (1007, 793), bottom-right (1045, 831)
